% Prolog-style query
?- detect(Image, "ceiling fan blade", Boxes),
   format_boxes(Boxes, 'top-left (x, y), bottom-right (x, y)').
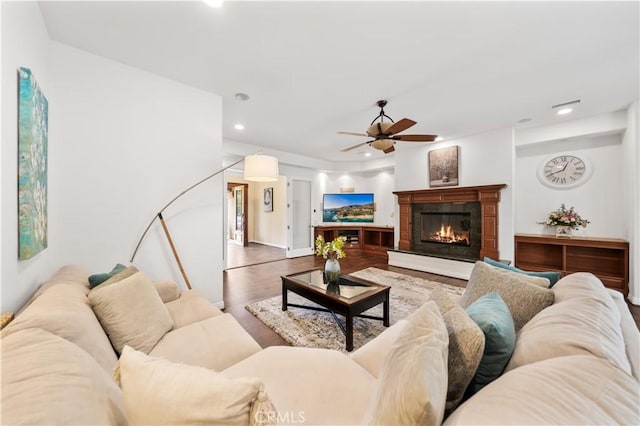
top-left (383, 145), bottom-right (395, 154)
top-left (392, 134), bottom-right (438, 142)
top-left (338, 131), bottom-right (369, 137)
top-left (385, 118), bottom-right (416, 135)
top-left (341, 141), bottom-right (370, 152)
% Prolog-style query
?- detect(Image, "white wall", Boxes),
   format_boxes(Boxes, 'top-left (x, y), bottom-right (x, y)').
top-left (312, 170), bottom-right (395, 227)
top-left (1, 5), bottom-right (224, 313)
top-left (622, 101), bottom-right (639, 303)
top-left (47, 42), bottom-right (223, 305)
top-left (250, 177), bottom-right (287, 248)
top-left (515, 133), bottom-right (624, 238)
top-left (1, 2), bottom-right (54, 312)
top-left (394, 128), bottom-right (515, 261)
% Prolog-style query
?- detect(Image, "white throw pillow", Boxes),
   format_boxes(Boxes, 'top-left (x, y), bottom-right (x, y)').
top-left (366, 301), bottom-right (449, 425)
top-left (116, 346), bottom-right (276, 426)
top-left (89, 271), bottom-right (173, 354)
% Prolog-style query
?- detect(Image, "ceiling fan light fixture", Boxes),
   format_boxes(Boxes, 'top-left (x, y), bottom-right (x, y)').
top-left (367, 122), bottom-right (393, 136)
top-left (371, 139), bottom-right (394, 151)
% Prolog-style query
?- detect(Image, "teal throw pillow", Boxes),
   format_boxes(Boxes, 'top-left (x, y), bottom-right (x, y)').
top-left (464, 292), bottom-right (515, 398)
top-left (89, 264), bottom-right (127, 288)
top-left (483, 257), bottom-right (560, 287)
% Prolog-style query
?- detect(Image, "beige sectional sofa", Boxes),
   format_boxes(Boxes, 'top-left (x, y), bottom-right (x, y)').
top-left (1, 264), bottom-right (639, 425)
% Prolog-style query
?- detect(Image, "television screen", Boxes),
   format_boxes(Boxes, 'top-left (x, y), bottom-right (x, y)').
top-left (323, 193), bottom-right (374, 223)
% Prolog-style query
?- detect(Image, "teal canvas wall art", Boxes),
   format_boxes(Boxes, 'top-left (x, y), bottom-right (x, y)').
top-left (18, 67), bottom-right (48, 260)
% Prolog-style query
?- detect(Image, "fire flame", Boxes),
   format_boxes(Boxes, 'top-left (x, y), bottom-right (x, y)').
top-left (431, 224), bottom-right (469, 245)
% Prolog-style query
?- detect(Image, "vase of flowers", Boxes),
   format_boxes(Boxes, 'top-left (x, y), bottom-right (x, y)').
top-left (538, 204), bottom-right (590, 238)
top-left (314, 235), bottom-right (347, 284)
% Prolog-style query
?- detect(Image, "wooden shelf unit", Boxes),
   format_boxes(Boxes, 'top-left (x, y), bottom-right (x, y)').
top-left (314, 226), bottom-right (394, 256)
top-left (514, 234), bottom-right (629, 296)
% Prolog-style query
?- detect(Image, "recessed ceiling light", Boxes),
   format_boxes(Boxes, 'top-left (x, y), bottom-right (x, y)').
top-left (552, 99), bottom-right (580, 116)
top-left (364, 152), bottom-right (372, 157)
top-left (234, 123), bottom-right (245, 130)
top-left (435, 136), bottom-right (443, 142)
top-left (518, 118), bottom-right (532, 123)
top-left (203, 0), bottom-right (224, 8)
top-left (234, 93), bottom-right (250, 101)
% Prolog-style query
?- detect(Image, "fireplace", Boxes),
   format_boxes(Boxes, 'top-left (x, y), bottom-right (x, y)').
top-left (421, 213), bottom-right (471, 246)
top-left (394, 184), bottom-right (506, 262)
top-left (412, 202), bottom-right (481, 261)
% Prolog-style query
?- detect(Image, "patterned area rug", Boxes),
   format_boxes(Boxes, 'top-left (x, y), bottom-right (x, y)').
top-left (245, 267), bottom-right (465, 352)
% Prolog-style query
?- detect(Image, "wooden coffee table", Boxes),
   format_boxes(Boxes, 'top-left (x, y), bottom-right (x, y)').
top-left (281, 268), bottom-right (390, 351)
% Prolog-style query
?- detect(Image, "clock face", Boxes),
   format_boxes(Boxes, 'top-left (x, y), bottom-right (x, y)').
top-left (537, 154), bottom-right (592, 189)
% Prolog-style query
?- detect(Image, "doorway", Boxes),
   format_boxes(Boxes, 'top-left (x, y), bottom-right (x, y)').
top-left (227, 183), bottom-right (248, 247)
top-left (287, 178), bottom-right (313, 258)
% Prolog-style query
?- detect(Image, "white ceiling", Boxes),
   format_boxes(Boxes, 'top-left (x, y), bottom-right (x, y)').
top-left (39, 1), bottom-right (639, 163)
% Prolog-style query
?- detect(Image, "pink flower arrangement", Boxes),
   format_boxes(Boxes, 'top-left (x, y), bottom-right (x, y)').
top-left (538, 204), bottom-right (590, 230)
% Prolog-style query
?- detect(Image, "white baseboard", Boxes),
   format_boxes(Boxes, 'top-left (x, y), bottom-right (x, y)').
top-left (249, 240), bottom-right (287, 249)
top-left (214, 300), bottom-right (225, 310)
top-left (627, 294), bottom-right (640, 306)
top-left (388, 251), bottom-right (474, 280)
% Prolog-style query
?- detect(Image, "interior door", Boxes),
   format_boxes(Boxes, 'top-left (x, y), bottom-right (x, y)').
top-left (287, 178), bottom-right (313, 258)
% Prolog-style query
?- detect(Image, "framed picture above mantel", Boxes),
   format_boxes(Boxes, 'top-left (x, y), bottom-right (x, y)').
top-left (428, 145), bottom-right (459, 187)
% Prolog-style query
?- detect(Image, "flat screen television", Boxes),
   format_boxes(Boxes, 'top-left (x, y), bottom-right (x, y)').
top-left (323, 193), bottom-right (374, 223)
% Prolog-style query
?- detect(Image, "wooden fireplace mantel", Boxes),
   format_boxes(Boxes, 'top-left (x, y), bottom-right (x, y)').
top-left (393, 184), bottom-right (507, 260)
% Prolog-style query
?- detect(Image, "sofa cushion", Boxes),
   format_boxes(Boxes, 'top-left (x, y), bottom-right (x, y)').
top-left (483, 257), bottom-right (559, 287)
top-left (607, 288), bottom-right (640, 380)
top-left (350, 319), bottom-right (408, 378)
top-left (465, 292), bottom-right (515, 397)
top-left (460, 261), bottom-right (554, 331)
top-left (1, 328), bottom-right (127, 425)
top-left (506, 272), bottom-right (632, 375)
top-left (367, 301), bottom-right (449, 426)
top-left (2, 281), bottom-right (118, 373)
top-left (89, 271), bottom-right (173, 354)
top-left (88, 263), bottom-right (127, 288)
top-left (116, 346), bottom-right (273, 426)
top-left (16, 265), bottom-right (90, 314)
top-left (428, 289), bottom-right (485, 415)
top-left (150, 313), bottom-right (261, 371)
top-left (164, 288), bottom-right (223, 328)
top-left (223, 346), bottom-right (376, 426)
top-left (154, 280), bottom-right (181, 303)
top-left (444, 355), bottom-right (640, 426)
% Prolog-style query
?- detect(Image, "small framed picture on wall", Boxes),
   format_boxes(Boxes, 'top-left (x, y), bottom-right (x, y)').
top-left (428, 145), bottom-right (459, 187)
top-left (264, 187), bottom-right (273, 212)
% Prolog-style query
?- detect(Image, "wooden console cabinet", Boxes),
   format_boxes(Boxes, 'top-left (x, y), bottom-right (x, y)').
top-left (314, 226), bottom-right (394, 256)
top-left (514, 234), bottom-right (629, 296)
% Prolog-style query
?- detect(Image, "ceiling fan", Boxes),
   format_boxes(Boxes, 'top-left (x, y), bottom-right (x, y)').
top-left (339, 100), bottom-right (438, 154)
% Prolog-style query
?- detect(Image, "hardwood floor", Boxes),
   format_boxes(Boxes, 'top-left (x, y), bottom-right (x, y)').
top-left (223, 249), bottom-right (466, 348)
top-left (224, 246), bottom-right (640, 347)
top-left (226, 242), bottom-right (286, 269)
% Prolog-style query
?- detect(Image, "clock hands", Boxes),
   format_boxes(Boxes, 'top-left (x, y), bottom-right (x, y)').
top-left (548, 161), bottom-right (569, 176)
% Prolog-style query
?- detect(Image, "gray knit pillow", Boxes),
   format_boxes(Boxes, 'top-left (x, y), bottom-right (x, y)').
top-left (460, 261), bottom-right (555, 331)
top-left (429, 288), bottom-right (485, 416)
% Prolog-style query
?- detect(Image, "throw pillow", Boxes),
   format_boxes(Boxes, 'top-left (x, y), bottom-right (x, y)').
top-left (366, 301), bottom-right (449, 426)
top-left (88, 271), bottom-right (173, 354)
top-left (91, 265), bottom-right (139, 291)
top-left (428, 288), bottom-right (485, 416)
top-left (459, 261), bottom-right (555, 331)
top-left (484, 257), bottom-right (560, 287)
top-left (115, 346), bottom-right (277, 426)
top-left (464, 292), bottom-right (516, 398)
top-left (88, 263), bottom-right (127, 289)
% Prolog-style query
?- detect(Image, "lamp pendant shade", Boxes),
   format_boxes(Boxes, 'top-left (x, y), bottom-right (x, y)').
top-left (243, 154), bottom-right (279, 182)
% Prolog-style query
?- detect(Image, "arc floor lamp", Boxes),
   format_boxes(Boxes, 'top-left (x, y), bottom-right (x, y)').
top-left (129, 153), bottom-right (279, 289)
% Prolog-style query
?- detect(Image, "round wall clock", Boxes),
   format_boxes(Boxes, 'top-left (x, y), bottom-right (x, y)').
top-left (537, 154), bottom-right (593, 189)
